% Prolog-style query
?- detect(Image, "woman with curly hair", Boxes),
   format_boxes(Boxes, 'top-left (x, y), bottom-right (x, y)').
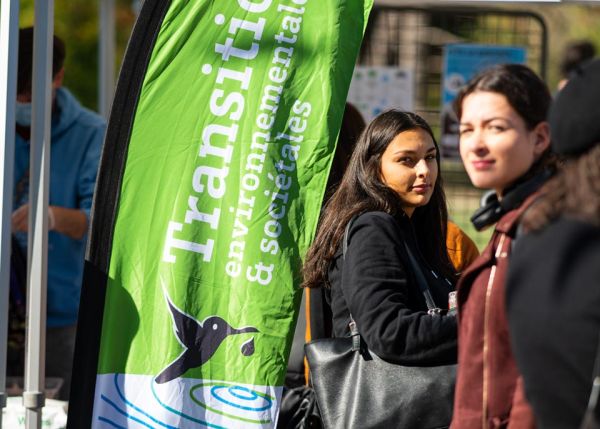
top-left (507, 59), bottom-right (600, 429)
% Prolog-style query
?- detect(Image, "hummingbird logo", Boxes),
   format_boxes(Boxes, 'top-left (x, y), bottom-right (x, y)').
top-left (155, 286), bottom-right (258, 384)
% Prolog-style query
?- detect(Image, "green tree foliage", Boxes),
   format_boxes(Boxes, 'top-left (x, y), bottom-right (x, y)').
top-left (19, 0), bottom-right (135, 111)
top-left (13, 2), bottom-right (600, 110)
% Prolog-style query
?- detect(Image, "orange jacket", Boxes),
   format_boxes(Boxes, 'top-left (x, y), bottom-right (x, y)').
top-left (447, 221), bottom-right (480, 273)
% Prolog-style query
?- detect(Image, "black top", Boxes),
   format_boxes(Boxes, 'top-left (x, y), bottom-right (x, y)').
top-left (507, 217), bottom-right (600, 429)
top-left (327, 211), bottom-right (457, 366)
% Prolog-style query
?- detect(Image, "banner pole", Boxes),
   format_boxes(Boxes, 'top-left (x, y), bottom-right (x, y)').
top-left (99, 0), bottom-right (116, 119)
top-left (23, 1), bottom-right (53, 428)
top-left (0, 1), bottom-right (20, 426)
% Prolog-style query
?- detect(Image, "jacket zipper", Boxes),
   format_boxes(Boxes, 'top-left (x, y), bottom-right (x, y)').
top-left (482, 233), bottom-right (507, 428)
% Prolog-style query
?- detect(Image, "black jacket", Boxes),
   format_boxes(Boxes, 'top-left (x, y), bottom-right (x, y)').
top-left (507, 217), bottom-right (600, 429)
top-left (327, 211), bottom-right (457, 366)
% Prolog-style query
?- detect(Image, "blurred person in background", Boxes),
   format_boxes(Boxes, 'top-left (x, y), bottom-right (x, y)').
top-left (507, 59), bottom-right (600, 429)
top-left (9, 27), bottom-right (105, 401)
top-left (278, 103), bottom-right (367, 428)
top-left (557, 39), bottom-right (596, 91)
top-left (451, 64), bottom-right (555, 429)
top-left (312, 102), bottom-right (369, 335)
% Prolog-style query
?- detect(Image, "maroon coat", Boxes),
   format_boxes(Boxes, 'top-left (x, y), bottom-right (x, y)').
top-left (451, 198), bottom-right (537, 429)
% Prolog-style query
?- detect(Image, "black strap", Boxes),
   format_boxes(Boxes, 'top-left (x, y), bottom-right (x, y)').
top-left (342, 215), bottom-right (361, 349)
top-left (342, 214), bottom-right (440, 314)
top-left (342, 214), bottom-right (357, 258)
top-left (585, 334), bottom-right (600, 423)
top-left (401, 242), bottom-right (439, 313)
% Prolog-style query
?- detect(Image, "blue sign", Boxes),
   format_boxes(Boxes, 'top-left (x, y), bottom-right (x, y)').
top-left (442, 44), bottom-right (527, 104)
top-left (440, 44), bottom-right (527, 158)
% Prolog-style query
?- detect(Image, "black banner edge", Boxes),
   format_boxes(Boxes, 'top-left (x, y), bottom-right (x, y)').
top-left (67, 1), bottom-right (171, 427)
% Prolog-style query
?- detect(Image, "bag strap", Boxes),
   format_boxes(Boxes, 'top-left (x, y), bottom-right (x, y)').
top-left (342, 214), bottom-right (357, 258)
top-left (582, 333), bottom-right (600, 428)
top-left (341, 213), bottom-right (441, 343)
top-left (401, 241), bottom-right (442, 314)
top-left (343, 214), bottom-right (440, 313)
top-left (342, 215), bottom-right (363, 351)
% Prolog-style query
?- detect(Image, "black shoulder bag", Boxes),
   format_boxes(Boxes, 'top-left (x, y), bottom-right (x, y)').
top-left (304, 218), bottom-right (456, 429)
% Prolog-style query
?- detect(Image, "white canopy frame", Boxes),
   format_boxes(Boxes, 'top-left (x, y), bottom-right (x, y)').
top-left (0, 0), bottom-right (19, 424)
top-left (0, 0), bottom-right (118, 423)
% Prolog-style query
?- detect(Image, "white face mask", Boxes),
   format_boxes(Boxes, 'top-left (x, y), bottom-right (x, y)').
top-left (15, 101), bottom-right (32, 126)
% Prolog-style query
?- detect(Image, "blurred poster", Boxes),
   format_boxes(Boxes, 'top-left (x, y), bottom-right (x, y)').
top-left (441, 44), bottom-right (526, 158)
top-left (347, 66), bottom-right (414, 122)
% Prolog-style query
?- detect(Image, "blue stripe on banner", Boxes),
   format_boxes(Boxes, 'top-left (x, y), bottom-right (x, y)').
top-left (101, 394), bottom-right (156, 429)
top-left (113, 374), bottom-right (184, 429)
top-left (149, 378), bottom-right (226, 429)
top-left (97, 416), bottom-right (128, 429)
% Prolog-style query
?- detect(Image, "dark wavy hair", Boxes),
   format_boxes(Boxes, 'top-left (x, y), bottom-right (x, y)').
top-left (454, 64), bottom-right (551, 130)
top-left (302, 110), bottom-right (455, 289)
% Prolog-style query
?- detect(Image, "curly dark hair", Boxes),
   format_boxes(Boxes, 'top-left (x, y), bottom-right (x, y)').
top-left (302, 110), bottom-right (455, 289)
top-left (522, 144), bottom-right (600, 230)
top-left (560, 40), bottom-right (596, 79)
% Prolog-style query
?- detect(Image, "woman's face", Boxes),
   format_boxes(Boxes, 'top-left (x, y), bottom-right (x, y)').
top-left (380, 128), bottom-right (438, 217)
top-left (459, 91), bottom-right (550, 196)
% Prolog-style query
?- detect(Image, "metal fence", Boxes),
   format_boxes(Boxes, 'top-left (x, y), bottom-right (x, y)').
top-left (357, 5), bottom-right (548, 248)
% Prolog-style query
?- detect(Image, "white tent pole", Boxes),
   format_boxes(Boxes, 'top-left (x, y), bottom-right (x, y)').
top-left (99, 0), bottom-right (115, 119)
top-left (0, 1), bottom-right (20, 426)
top-left (23, 0), bottom-right (53, 428)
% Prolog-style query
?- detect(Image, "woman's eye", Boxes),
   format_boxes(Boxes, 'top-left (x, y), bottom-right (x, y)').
top-left (425, 154), bottom-right (436, 161)
top-left (488, 124), bottom-right (506, 133)
top-left (398, 157), bottom-right (412, 164)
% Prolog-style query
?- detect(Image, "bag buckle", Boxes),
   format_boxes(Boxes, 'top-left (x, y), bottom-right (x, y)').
top-left (349, 321), bottom-right (361, 351)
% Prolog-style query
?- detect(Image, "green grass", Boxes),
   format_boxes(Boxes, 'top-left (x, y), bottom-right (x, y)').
top-left (449, 206), bottom-right (493, 252)
top-left (444, 174), bottom-right (494, 252)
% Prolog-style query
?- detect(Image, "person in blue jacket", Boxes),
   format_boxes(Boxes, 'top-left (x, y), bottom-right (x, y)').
top-left (10, 27), bottom-right (105, 400)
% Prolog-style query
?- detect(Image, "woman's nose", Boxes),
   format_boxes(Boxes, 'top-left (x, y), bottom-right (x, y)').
top-left (462, 129), bottom-right (487, 155)
top-left (415, 159), bottom-right (430, 178)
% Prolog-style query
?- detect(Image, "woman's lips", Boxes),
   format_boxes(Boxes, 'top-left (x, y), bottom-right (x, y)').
top-left (471, 159), bottom-right (495, 171)
top-left (411, 184), bottom-right (431, 194)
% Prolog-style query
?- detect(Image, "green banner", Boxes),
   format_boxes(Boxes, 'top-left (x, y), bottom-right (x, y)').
top-left (91, 0), bottom-right (371, 427)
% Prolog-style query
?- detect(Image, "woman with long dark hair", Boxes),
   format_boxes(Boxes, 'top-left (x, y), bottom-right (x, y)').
top-left (303, 110), bottom-right (457, 365)
top-left (450, 64), bottom-right (554, 428)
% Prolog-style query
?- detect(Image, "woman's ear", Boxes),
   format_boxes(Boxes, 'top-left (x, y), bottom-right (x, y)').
top-left (532, 121), bottom-right (551, 156)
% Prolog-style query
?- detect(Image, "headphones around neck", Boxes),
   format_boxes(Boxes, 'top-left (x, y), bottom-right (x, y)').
top-left (470, 169), bottom-right (553, 231)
